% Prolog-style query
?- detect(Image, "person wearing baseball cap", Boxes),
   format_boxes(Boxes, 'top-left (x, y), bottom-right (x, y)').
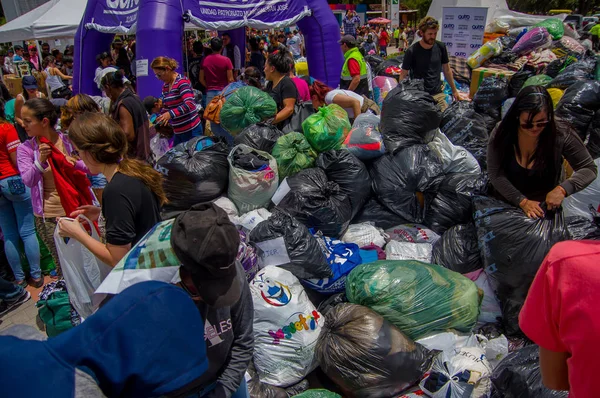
top-left (171, 202), bottom-right (254, 398)
top-left (339, 34), bottom-right (371, 98)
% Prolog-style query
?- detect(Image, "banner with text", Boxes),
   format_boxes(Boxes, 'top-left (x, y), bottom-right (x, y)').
top-left (84, 0), bottom-right (140, 34)
top-left (390, 0), bottom-right (400, 27)
top-left (185, 0), bottom-right (312, 30)
top-left (441, 7), bottom-right (488, 58)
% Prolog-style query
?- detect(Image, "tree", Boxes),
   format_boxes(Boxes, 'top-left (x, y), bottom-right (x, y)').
top-left (402, 0), bottom-right (432, 18)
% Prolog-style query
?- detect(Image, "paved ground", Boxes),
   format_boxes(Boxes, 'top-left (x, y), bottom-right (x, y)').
top-left (0, 275), bottom-right (55, 334)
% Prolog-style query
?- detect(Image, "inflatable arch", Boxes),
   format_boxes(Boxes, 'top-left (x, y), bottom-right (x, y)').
top-left (74, 0), bottom-right (344, 99)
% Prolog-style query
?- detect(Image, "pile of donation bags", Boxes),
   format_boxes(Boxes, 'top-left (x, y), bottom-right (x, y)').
top-left (88, 45), bottom-right (600, 396)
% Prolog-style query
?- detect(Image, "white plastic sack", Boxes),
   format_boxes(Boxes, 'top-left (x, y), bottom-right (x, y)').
top-left (428, 130), bottom-right (481, 174)
top-left (385, 224), bottom-right (441, 245)
top-left (564, 158), bottom-right (600, 221)
top-left (233, 208), bottom-right (272, 232)
top-left (228, 144), bottom-right (279, 214)
top-left (474, 272), bottom-right (502, 326)
top-left (420, 346), bottom-right (493, 398)
top-left (341, 222), bottom-right (387, 248)
top-left (487, 9), bottom-right (566, 33)
top-left (54, 216), bottom-right (112, 318)
top-left (213, 196), bottom-right (239, 220)
top-left (385, 241), bottom-right (432, 263)
top-left (150, 134), bottom-right (170, 162)
top-left (250, 266), bottom-right (323, 387)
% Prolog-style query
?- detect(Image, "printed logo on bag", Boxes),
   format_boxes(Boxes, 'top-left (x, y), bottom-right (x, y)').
top-left (253, 274), bottom-right (292, 307)
top-left (268, 310), bottom-right (321, 345)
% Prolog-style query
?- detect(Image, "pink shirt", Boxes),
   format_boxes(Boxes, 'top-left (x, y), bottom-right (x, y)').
top-left (519, 240), bottom-right (600, 398)
top-left (201, 54), bottom-right (233, 91)
top-left (292, 76), bottom-right (310, 102)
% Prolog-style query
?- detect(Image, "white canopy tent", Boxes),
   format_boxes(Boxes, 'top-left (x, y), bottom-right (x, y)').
top-left (31, 0), bottom-right (87, 39)
top-left (0, 0), bottom-right (59, 42)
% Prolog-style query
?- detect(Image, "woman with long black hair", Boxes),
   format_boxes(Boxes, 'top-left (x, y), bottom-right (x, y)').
top-left (487, 85), bottom-right (597, 218)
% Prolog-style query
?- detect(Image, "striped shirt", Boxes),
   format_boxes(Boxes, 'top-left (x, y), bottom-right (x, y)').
top-left (161, 74), bottom-right (201, 135)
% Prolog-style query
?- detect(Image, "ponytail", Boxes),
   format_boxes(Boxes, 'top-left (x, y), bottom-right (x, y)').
top-left (118, 158), bottom-right (169, 206)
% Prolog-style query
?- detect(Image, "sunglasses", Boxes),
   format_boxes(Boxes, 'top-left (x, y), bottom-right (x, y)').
top-left (520, 120), bottom-right (549, 130)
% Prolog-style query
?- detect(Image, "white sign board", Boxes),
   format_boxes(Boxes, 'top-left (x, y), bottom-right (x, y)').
top-left (390, 0), bottom-right (400, 27)
top-left (441, 7), bottom-right (488, 58)
top-left (136, 59), bottom-right (149, 77)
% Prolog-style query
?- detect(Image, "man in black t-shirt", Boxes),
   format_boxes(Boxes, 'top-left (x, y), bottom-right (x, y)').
top-left (399, 16), bottom-right (460, 112)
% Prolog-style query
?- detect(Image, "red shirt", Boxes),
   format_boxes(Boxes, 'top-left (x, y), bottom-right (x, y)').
top-left (379, 30), bottom-right (389, 46)
top-left (0, 123), bottom-right (20, 179)
top-left (201, 54), bottom-right (233, 91)
top-left (348, 59), bottom-right (361, 77)
top-left (519, 240), bottom-right (600, 398)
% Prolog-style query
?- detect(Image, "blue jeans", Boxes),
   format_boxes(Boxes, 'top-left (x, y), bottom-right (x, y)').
top-left (173, 123), bottom-right (203, 146)
top-left (0, 176), bottom-right (41, 281)
top-left (0, 276), bottom-right (23, 300)
top-left (197, 379), bottom-right (249, 398)
top-left (205, 90), bottom-right (234, 147)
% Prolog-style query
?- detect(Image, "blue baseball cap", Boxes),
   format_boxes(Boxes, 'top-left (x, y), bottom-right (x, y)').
top-left (22, 75), bottom-right (38, 90)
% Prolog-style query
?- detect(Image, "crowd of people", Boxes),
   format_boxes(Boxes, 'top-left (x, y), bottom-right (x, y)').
top-left (0, 12), bottom-right (598, 398)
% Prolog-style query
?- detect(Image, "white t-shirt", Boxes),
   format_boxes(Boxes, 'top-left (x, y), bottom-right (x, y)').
top-left (325, 89), bottom-right (364, 118)
top-left (287, 35), bottom-right (302, 57)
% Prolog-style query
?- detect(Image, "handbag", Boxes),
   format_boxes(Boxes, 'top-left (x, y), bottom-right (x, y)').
top-left (203, 87), bottom-right (229, 124)
top-left (53, 216), bottom-right (112, 319)
top-left (37, 291), bottom-right (74, 337)
top-left (282, 100), bottom-right (316, 134)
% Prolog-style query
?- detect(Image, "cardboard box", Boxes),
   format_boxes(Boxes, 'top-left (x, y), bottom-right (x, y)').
top-left (3, 75), bottom-right (22, 98)
top-left (470, 67), bottom-right (516, 98)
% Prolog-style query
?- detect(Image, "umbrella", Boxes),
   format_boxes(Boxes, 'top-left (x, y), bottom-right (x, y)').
top-left (369, 17), bottom-right (391, 24)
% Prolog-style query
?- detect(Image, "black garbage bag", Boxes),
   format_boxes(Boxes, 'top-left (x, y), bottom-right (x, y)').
top-left (380, 80), bottom-right (441, 153)
top-left (432, 223), bottom-right (482, 274)
top-left (234, 122), bottom-right (284, 153)
top-left (498, 35), bottom-right (517, 50)
top-left (156, 136), bottom-right (229, 212)
top-left (424, 173), bottom-right (489, 234)
top-left (491, 345), bottom-right (568, 398)
top-left (364, 54), bottom-right (384, 72)
top-left (548, 57), bottom-right (595, 90)
top-left (508, 69), bottom-right (535, 97)
top-left (249, 209), bottom-right (331, 279)
top-left (555, 81), bottom-right (600, 142)
top-left (371, 145), bottom-right (444, 223)
top-left (566, 214), bottom-right (600, 240)
top-left (376, 57), bottom-right (404, 77)
top-left (544, 57), bottom-right (571, 78)
top-left (276, 168), bottom-right (353, 238)
top-left (315, 303), bottom-right (433, 398)
top-left (317, 292), bottom-right (347, 316)
top-left (488, 50), bottom-right (518, 66)
top-left (352, 197), bottom-right (411, 230)
top-left (440, 101), bottom-right (490, 169)
top-left (316, 150), bottom-right (371, 219)
top-left (473, 76), bottom-right (509, 114)
top-left (587, 110), bottom-right (600, 159)
top-left (473, 196), bottom-right (569, 336)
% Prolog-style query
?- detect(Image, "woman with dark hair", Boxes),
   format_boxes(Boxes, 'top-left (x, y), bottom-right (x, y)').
top-left (14, 75), bottom-right (45, 142)
top-left (101, 70), bottom-right (151, 161)
top-left (17, 98), bottom-right (90, 276)
top-left (264, 50), bottom-right (298, 129)
top-left (42, 56), bottom-right (72, 99)
top-left (0, 99), bottom-right (42, 287)
top-left (241, 66), bottom-right (262, 89)
top-left (248, 36), bottom-right (265, 73)
top-left (57, 113), bottom-right (165, 266)
top-left (487, 85), bottom-right (597, 218)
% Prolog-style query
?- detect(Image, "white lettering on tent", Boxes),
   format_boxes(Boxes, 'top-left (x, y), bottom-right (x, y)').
top-left (105, 0), bottom-right (139, 15)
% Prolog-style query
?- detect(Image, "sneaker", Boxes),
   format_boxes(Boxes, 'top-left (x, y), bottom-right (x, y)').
top-left (13, 280), bottom-right (28, 288)
top-left (28, 277), bottom-right (44, 289)
top-left (0, 290), bottom-right (31, 317)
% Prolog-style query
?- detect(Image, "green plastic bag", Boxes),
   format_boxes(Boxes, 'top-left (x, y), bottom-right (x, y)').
top-left (522, 74), bottom-right (552, 88)
top-left (294, 390), bottom-right (342, 398)
top-left (20, 232), bottom-right (56, 275)
top-left (346, 260), bottom-right (481, 340)
top-left (302, 104), bottom-right (351, 153)
top-left (271, 132), bottom-right (317, 178)
top-left (220, 86), bottom-right (277, 135)
top-left (533, 18), bottom-right (564, 40)
top-left (595, 55), bottom-right (600, 82)
top-left (37, 291), bottom-right (75, 337)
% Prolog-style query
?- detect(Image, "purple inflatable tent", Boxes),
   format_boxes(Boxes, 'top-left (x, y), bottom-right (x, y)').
top-left (74, 0), bottom-right (343, 99)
